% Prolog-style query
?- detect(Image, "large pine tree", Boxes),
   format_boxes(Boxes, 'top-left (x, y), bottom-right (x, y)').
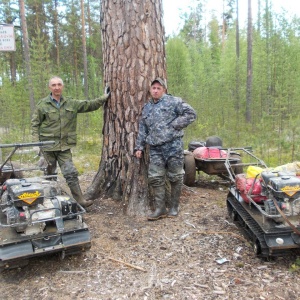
top-left (85, 0), bottom-right (167, 215)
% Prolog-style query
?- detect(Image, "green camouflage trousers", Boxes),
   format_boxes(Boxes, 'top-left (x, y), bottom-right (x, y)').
top-left (43, 149), bottom-right (79, 187)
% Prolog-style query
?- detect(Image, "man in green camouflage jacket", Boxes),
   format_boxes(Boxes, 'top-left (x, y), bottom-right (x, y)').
top-left (135, 78), bottom-right (196, 220)
top-left (31, 76), bottom-right (110, 208)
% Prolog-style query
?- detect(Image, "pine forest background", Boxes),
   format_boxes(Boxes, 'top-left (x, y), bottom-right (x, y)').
top-left (1, 0), bottom-right (300, 171)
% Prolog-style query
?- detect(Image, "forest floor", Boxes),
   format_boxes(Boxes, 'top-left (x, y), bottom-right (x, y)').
top-left (0, 173), bottom-right (300, 300)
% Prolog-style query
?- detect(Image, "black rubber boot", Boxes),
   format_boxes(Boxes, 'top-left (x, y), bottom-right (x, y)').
top-left (148, 185), bottom-right (167, 221)
top-left (69, 183), bottom-right (93, 208)
top-left (168, 181), bottom-right (182, 217)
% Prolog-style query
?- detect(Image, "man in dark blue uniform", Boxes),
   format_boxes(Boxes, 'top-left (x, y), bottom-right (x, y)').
top-left (135, 78), bottom-right (196, 220)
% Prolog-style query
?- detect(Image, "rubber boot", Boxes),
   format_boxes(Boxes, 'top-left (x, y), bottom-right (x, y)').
top-left (69, 183), bottom-right (93, 208)
top-left (168, 181), bottom-right (182, 217)
top-left (148, 185), bottom-right (167, 221)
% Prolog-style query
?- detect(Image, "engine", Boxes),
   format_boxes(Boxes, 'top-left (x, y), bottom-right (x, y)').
top-left (261, 172), bottom-right (300, 218)
top-left (1, 178), bottom-right (78, 235)
top-left (268, 174), bottom-right (300, 200)
top-left (5, 178), bottom-right (45, 207)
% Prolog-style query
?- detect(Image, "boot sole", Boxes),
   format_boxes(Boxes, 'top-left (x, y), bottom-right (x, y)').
top-left (147, 214), bottom-right (167, 221)
top-left (167, 214), bottom-right (178, 218)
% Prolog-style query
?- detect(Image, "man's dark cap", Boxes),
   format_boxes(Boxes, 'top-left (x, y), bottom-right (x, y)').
top-left (151, 77), bottom-right (167, 88)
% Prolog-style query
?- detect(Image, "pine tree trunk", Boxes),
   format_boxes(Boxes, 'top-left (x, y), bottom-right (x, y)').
top-left (86, 0), bottom-right (166, 216)
top-left (80, 0), bottom-right (89, 99)
top-left (246, 0), bottom-right (253, 123)
top-left (235, 0), bottom-right (240, 131)
top-left (54, 0), bottom-right (60, 68)
top-left (19, 0), bottom-right (35, 115)
top-left (9, 52), bottom-right (17, 84)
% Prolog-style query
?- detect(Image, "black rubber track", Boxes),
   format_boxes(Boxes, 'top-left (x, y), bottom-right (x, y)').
top-left (227, 192), bottom-right (269, 258)
top-left (227, 189), bottom-right (300, 258)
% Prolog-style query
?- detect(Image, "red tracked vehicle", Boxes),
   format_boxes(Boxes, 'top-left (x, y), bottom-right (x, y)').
top-left (224, 148), bottom-right (300, 258)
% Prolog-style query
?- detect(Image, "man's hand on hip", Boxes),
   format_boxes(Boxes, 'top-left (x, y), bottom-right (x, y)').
top-left (135, 150), bottom-right (143, 158)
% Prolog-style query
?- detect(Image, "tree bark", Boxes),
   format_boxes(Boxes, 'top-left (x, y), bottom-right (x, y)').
top-left (9, 52), bottom-right (17, 84)
top-left (80, 0), bottom-right (89, 99)
top-left (54, 0), bottom-right (60, 68)
top-left (222, 0), bottom-right (225, 49)
top-left (19, 0), bottom-right (35, 115)
top-left (235, 0), bottom-right (240, 113)
top-left (86, 0), bottom-right (167, 216)
top-left (246, 0), bottom-right (253, 123)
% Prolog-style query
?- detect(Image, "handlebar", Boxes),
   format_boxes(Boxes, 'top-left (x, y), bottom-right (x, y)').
top-left (0, 141), bottom-right (55, 172)
top-left (0, 141), bottom-right (55, 149)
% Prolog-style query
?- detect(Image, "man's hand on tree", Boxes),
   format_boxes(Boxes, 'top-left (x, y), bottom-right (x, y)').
top-left (104, 86), bottom-right (111, 99)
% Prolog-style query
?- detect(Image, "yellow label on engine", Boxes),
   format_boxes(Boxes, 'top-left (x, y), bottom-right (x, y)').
top-left (281, 185), bottom-right (300, 197)
top-left (18, 191), bottom-right (41, 204)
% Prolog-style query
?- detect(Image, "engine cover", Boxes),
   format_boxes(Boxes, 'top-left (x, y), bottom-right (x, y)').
top-left (269, 175), bottom-right (300, 200)
top-left (6, 179), bottom-right (44, 207)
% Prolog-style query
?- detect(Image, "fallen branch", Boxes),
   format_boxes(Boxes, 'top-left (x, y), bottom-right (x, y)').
top-left (184, 221), bottom-right (196, 228)
top-left (58, 270), bottom-right (85, 274)
top-left (224, 219), bottom-right (237, 227)
top-left (107, 256), bottom-right (147, 272)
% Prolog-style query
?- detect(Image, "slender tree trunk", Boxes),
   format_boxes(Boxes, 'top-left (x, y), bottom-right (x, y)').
top-left (235, 0), bottom-right (240, 135)
top-left (257, 0), bottom-right (261, 33)
top-left (86, 0), bottom-right (167, 216)
top-left (265, 0), bottom-right (271, 114)
top-left (86, 0), bottom-right (92, 60)
top-left (80, 0), bottom-right (89, 99)
top-left (222, 0), bottom-right (225, 49)
top-left (235, 0), bottom-right (240, 59)
top-left (9, 52), bottom-right (17, 84)
top-left (54, 0), bottom-right (60, 68)
top-left (87, 0), bottom-right (92, 37)
top-left (19, 0), bottom-right (35, 115)
top-left (246, 0), bottom-right (253, 123)
top-left (72, 33), bottom-right (79, 97)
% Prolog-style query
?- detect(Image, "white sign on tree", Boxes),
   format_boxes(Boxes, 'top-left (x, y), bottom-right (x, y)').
top-left (0, 24), bottom-right (16, 51)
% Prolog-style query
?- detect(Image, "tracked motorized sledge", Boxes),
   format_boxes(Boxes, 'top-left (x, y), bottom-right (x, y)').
top-left (0, 141), bottom-right (91, 271)
top-left (225, 147), bottom-right (300, 258)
